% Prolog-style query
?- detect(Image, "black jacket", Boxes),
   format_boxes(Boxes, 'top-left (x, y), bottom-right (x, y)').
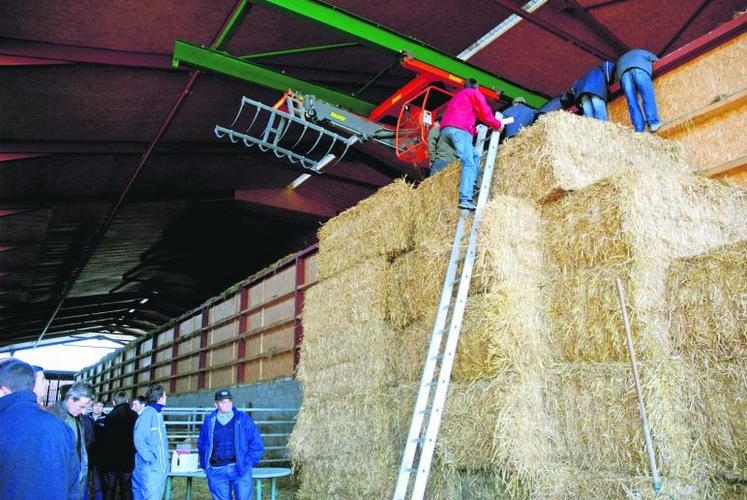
top-left (98, 403), bottom-right (138, 473)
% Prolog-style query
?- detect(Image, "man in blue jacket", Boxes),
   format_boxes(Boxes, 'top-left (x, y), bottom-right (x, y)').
top-left (572, 60), bottom-right (616, 121)
top-left (133, 384), bottom-right (169, 500)
top-left (616, 48), bottom-right (661, 132)
top-left (198, 389), bottom-right (265, 500)
top-left (0, 358), bottom-right (81, 499)
top-left (501, 97), bottom-right (537, 139)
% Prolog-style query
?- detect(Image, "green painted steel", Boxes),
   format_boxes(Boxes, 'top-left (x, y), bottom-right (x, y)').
top-left (240, 42), bottom-right (359, 60)
top-left (172, 40), bottom-right (376, 115)
top-left (251, 0), bottom-right (547, 107)
top-left (213, 0), bottom-right (252, 50)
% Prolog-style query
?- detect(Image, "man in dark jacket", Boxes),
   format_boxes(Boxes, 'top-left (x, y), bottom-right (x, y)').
top-left (616, 48), bottom-right (661, 132)
top-left (99, 391), bottom-right (138, 500)
top-left (48, 381), bottom-right (95, 498)
top-left (0, 358), bottom-right (81, 499)
top-left (198, 389), bottom-right (265, 500)
top-left (572, 60), bottom-right (616, 121)
top-left (537, 91), bottom-right (575, 116)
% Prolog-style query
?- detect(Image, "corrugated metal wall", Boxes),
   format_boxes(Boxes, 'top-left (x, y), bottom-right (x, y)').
top-left (78, 246), bottom-right (318, 401)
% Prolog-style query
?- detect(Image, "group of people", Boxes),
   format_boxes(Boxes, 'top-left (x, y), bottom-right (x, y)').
top-left (428, 48), bottom-right (661, 211)
top-left (0, 357), bottom-right (264, 500)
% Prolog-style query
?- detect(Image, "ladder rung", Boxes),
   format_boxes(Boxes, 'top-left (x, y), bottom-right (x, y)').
top-left (422, 381), bottom-right (438, 388)
top-left (418, 409), bottom-right (431, 415)
top-left (430, 354), bottom-right (444, 361)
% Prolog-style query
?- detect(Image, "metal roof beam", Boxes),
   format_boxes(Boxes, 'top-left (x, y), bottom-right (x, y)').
top-left (490, 0), bottom-right (616, 61)
top-left (250, 0), bottom-right (546, 107)
top-left (172, 40), bottom-right (376, 115)
top-left (558, 0), bottom-right (630, 54)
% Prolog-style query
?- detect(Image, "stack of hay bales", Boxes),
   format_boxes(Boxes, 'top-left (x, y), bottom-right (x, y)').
top-left (289, 111), bottom-right (747, 498)
top-left (290, 179), bottom-right (415, 498)
top-left (666, 240), bottom-right (747, 492)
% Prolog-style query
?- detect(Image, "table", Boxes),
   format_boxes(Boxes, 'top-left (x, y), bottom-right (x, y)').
top-left (164, 467), bottom-right (292, 500)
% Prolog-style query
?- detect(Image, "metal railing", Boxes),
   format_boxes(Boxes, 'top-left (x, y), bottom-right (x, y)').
top-left (162, 407), bottom-right (298, 465)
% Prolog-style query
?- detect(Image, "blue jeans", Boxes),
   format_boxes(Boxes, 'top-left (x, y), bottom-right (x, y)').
top-left (206, 463), bottom-right (253, 500)
top-left (621, 68), bottom-right (660, 132)
top-left (580, 94), bottom-right (608, 121)
top-left (440, 126), bottom-right (477, 204)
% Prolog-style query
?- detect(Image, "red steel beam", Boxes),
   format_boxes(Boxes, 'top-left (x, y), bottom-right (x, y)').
top-left (234, 188), bottom-right (338, 218)
top-left (560, 0), bottom-right (630, 54)
top-left (169, 323), bottom-right (180, 393)
top-left (0, 153), bottom-right (49, 162)
top-left (0, 38), bottom-right (176, 70)
top-left (198, 308), bottom-right (210, 390)
top-left (292, 253), bottom-right (306, 369)
top-left (491, 0), bottom-right (616, 61)
top-left (237, 287), bottom-right (249, 384)
top-left (0, 54), bottom-right (71, 66)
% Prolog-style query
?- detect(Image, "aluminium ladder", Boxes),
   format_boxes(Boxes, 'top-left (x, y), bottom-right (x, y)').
top-left (393, 119), bottom-right (504, 500)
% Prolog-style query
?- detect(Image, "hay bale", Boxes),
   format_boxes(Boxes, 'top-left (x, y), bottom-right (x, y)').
top-left (542, 361), bottom-right (694, 479)
top-left (542, 165), bottom-right (747, 272)
top-left (438, 379), bottom-right (505, 470)
top-left (494, 112), bottom-right (689, 203)
top-left (317, 179), bottom-right (414, 279)
top-left (387, 195), bottom-right (547, 330)
top-left (411, 161), bottom-right (462, 249)
top-left (544, 166), bottom-right (747, 361)
top-left (666, 240), bottom-right (747, 360)
top-left (536, 467), bottom-right (710, 499)
top-left (687, 359), bottom-right (747, 481)
top-left (291, 385), bottom-right (415, 499)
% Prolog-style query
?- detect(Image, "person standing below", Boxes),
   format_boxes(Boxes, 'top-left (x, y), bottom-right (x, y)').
top-left (100, 391), bottom-right (138, 500)
top-left (198, 389), bottom-right (265, 500)
top-left (536, 91), bottom-right (575, 116)
top-left (572, 61), bottom-right (616, 121)
top-left (439, 78), bottom-right (504, 211)
top-left (133, 384), bottom-right (169, 500)
top-left (616, 48), bottom-right (661, 132)
top-left (0, 358), bottom-right (81, 499)
top-left (86, 401), bottom-right (107, 500)
top-left (131, 395), bottom-right (146, 414)
top-left (48, 381), bottom-right (96, 498)
top-left (32, 365), bottom-right (49, 406)
top-left (500, 97), bottom-right (537, 139)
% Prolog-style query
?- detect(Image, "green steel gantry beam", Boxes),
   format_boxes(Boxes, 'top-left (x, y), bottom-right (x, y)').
top-left (251, 0), bottom-right (547, 107)
top-left (172, 40), bottom-right (376, 115)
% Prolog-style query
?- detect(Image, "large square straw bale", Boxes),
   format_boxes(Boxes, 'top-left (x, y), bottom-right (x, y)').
top-left (438, 379), bottom-right (505, 470)
top-left (301, 257), bottom-right (388, 341)
top-left (411, 161), bottom-right (462, 249)
top-left (687, 358), bottom-right (747, 481)
top-left (535, 467), bottom-right (709, 499)
top-left (542, 361), bottom-right (694, 479)
top-left (544, 166), bottom-right (747, 361)
top-left (387, 195), bottom-right (547, 330)
top-left (666, 240), bottom-right (747, 360)
top-left (494, 112), bottom-right (689, 203)
top-left (317, 178), bottom-right (413, 279)
top-left (395, 285), bottom-right (552, 383)
top-left (542, 165), bottom-right (747, 273)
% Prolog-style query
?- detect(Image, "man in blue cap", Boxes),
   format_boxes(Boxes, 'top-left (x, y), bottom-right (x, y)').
top-left (198, 389), bottom-right (265, 500)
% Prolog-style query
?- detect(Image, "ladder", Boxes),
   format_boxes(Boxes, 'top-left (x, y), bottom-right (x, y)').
top-left (392, 121), bottom-right (503, 500)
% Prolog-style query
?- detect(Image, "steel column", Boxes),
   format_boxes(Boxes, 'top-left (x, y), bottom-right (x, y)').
top-left (198, 308), bottom-right (210, 389)
top-left (170, 323), bottom-right (180, 393)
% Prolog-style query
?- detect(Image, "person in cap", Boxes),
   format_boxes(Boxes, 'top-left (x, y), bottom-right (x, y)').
top-left (500, 96), bottom-right (537, 139)
top-left (616, 48), bottom-right (661, 132)
top-left (0, 358), bottom-right (81, 499)
top-left (132, 384), bottom-right (169, 500)
top-left (439, 78), bottom-right (504, 211)
top-left (571, 60), bottom-right (616, 121)
top-left (197, 389), bottom-right (265, 500)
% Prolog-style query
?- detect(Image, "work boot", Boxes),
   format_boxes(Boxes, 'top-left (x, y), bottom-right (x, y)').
top-left (458, 200), bottom-right (476, 211)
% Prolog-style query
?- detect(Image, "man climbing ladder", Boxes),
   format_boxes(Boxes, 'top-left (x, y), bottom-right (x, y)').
top-left (393, 112), bottom-right (507, 500)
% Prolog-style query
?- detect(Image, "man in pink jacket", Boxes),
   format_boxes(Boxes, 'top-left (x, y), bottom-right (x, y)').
top-left (439, 79), bottom-right (503, 211)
